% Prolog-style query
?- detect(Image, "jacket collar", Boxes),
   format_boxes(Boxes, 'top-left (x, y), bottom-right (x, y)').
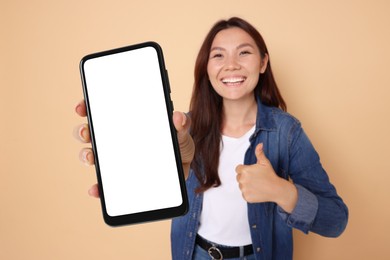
top-left (254, 97), bottom-right (277, 133)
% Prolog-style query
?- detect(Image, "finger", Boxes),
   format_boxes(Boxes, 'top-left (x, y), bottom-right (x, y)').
top-left (255, 143), bottom-right (268, 166)
top-left (73, 123), bottom-right (91, 143)
top-left (173, 111), bottom-right (194, 164)
top-left (88, 184), bottom-right (100, 198)
top-left (75, 100), bottom-right (87, 117)
top-left (79, 148), bottom-right (95, 165)
top-left (235, 164), bottom-right (244, 174)
top-left (236, 172), bottom-right (242, 182)
top-left (237, 181), bottom-right (243, 191)
top-left (173, 111), bottom-right (191, 135)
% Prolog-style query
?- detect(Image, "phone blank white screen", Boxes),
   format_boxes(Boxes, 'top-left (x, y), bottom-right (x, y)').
top-left (83, 47), bottom-right (182, 217)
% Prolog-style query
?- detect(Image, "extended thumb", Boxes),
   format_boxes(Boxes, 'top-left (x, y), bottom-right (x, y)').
top-left (255, 143), bottom-right (268, 165)
top-left (173, 111), bottom-right (190, 135)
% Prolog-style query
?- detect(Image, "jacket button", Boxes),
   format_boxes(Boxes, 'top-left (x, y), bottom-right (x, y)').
top-left (256, 247), bottom-right (261, 252)
top-left (189, 232), bottom-right (193, 238)
top-left (252, 224), bottom-right (257, 229)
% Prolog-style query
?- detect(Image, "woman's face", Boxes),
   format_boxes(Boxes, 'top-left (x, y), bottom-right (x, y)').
top-left (207, 27), bottom-right (268, 102)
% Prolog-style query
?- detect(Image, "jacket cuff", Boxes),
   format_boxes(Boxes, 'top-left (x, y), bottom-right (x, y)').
top-left (277, 184), bottom-right (318, 233)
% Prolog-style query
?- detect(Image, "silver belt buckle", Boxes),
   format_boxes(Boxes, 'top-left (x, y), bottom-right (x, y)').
top-left (208, 246), bottom-right (223, 260)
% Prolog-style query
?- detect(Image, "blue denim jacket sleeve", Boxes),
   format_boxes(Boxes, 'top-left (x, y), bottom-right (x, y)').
top-left (276, 185), bottom-right (318, 233)
top-left (276, 122), bottom-right (348, 237)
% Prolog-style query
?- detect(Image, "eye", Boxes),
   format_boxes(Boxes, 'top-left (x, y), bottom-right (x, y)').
top-left (210, 53), bottom-right (223, 59)
top-left (240, 50), bottom-right (252, 56)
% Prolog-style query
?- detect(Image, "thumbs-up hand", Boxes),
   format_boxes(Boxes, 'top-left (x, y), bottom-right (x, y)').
top-left (235, 143), bottom-right (298, 213)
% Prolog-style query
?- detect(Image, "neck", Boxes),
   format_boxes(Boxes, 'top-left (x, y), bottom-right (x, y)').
top-left (222, 96), bottom-right (257, 138)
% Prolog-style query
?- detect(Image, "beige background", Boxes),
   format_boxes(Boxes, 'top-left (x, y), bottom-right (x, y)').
top-left (1, 0), bottom-right (389, 259)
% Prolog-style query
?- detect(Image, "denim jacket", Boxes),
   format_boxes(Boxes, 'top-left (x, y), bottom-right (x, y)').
top-left (171, 99), bottom-right (348, 260)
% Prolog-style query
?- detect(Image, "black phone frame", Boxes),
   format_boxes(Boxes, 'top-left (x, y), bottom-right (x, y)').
top-left (79, 42), bottom-right (188, 226)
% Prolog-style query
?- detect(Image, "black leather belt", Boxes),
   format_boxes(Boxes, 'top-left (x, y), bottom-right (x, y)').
top-left (196, 235), bottom-right (254, 259)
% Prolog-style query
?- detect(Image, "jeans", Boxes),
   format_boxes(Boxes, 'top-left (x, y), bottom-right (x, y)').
top-left (192, 244), bottom-right (256, 260)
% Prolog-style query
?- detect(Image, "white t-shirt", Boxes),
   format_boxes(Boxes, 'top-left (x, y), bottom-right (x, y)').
top-left (197, 125), bottom-right (255, 246)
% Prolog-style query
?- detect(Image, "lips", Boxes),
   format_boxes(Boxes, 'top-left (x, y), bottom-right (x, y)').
top-left (221, 76), bottom-right (246, 86)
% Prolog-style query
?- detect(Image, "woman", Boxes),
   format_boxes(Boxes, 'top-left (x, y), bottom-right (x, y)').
top-left (75, 17), bottom-right (348, 260)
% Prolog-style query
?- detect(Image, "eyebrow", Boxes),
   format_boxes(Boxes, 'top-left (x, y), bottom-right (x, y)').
top-left (210, 43), bottom-right (256, 52)
top-left (237, 43), bottom-right (255, 49)
top-left (210, 46), bottom-right (225, 52)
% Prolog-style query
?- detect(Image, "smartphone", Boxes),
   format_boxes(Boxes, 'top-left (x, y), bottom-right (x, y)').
top-left (79, 42), bottom-right (188, 226)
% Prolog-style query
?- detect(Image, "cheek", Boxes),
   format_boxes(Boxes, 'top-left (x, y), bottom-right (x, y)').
top-left (206, 65), bottom-right (211, 78)
top-left (207, 63), bottom-right (216, 78)
top-left (208, 77), bottom-right (220, 92)
top-left (253, 72), bottom-right (260, 82)
top-left (207, 60), bottom-right (225, 77)
top-left (243, 56), bottom-right (262, 73)
top-left (250, 60), bottom-right (262, 74)
top-left (247, 76), bottom-right (260, 91)
top-left (207, 64), bottom-right (220, 87)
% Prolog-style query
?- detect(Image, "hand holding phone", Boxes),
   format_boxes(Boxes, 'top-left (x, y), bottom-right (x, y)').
top-left (79, 42), bottom-right (189, 226)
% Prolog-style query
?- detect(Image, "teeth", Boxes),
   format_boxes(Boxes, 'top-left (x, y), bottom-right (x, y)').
top-left (222, 77), bottom-right (245, 83)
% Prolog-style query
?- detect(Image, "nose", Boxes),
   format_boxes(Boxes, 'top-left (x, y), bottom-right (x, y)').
top-left (225, 56), bottom-right (240, 70)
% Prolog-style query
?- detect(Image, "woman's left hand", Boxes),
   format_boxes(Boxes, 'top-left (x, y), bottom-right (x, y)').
top-left (235, 143), bottom-right (298, 213)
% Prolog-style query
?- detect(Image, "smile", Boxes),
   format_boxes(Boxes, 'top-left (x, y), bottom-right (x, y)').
top-left (221, 76), bottom-right (246, 86)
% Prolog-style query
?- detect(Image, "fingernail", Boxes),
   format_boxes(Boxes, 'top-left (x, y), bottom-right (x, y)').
top-left (182, 113), bottom-right (187, 126)
top-left (81, 150), bottom-right (89, 165)
top-left (75, 103), bottom-right (81, 113)
top-left (79, 125), bottom-right (88, 141)
top-left (81, 150), bottom-right (91, 165)
top-left (81, 149), bottom-right (88, 161)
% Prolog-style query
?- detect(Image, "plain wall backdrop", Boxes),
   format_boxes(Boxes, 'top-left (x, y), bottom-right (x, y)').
top-left (1, 0), bottom-right (389, 259)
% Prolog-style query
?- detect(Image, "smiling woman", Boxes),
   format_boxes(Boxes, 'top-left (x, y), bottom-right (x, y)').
top-left (170, 17), bottom-right (348, 260)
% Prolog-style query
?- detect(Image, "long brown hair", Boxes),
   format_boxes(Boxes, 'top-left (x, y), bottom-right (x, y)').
top-left (189, 17), bottom-right (286, 193)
